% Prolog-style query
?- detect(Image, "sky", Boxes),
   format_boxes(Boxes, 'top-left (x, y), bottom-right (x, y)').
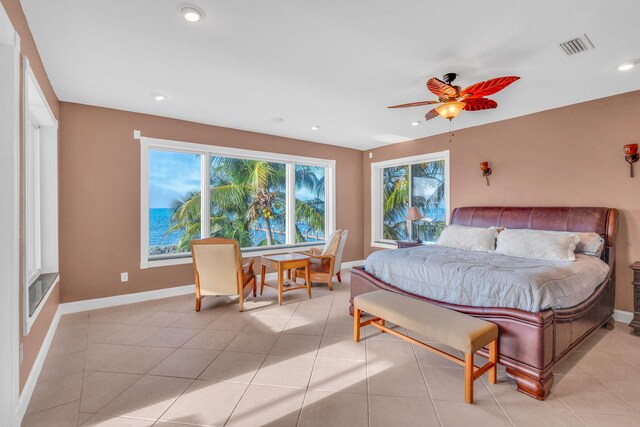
top-left (149, 150), bottom-right (326, 209)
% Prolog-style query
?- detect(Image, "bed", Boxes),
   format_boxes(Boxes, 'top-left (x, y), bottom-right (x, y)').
top-left (350, 206), bottom-right (618, 400)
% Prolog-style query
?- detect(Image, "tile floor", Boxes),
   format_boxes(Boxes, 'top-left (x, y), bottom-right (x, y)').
top-left (22, 270), bottom-right (640, 426)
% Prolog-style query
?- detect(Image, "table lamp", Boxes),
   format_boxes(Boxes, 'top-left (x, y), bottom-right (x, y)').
top-left (405, 207), bottom-right (425, 243)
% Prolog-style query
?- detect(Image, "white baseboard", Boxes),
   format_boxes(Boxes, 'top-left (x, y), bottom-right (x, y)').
top-left (613, 309), bottom-right (633, 324)
top-left (342, 260), bottom-right (365, 269)
top-left (17, 306), bottom-right (61, 422)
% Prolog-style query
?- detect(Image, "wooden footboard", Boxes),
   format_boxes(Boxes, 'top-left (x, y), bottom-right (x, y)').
top-left (350, 265), bottom-right (614, 400)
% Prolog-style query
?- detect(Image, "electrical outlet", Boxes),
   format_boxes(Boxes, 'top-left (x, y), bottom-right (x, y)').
top-left (369, 152), bottom-right (373, 159)
top-left (121, 272), bottom-right (128, 282)
top-left (19, 343), bottom-right (23, 365)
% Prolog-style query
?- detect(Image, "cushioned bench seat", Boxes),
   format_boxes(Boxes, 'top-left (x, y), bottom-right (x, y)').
top-left (354, 290), bottom-right (499, 403)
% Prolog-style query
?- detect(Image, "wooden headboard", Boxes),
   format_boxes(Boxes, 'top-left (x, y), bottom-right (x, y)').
top-left (450, 207), bottom-right (618, 247)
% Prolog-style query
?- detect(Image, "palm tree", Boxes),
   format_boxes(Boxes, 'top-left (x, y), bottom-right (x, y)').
top-left (165, 158), bottom-right (325, 250)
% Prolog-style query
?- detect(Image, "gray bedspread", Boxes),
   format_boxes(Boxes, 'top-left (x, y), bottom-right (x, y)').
top-left (364, 245), bottom-right (610, 312)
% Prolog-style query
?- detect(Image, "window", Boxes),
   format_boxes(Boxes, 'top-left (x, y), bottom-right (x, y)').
top-left (371, 150), bottom-right (449, 247)
top-left (141, 137), bottom-right (335, 268)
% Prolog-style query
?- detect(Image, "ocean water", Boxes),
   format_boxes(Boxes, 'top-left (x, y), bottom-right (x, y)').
top-left (149, 208), bottom-right (323, 248)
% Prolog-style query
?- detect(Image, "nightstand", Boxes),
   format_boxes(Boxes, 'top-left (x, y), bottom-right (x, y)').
top-left (630, 262), bottom-right (640, 336)
top-left (396, 240), bottom-right (424, 249)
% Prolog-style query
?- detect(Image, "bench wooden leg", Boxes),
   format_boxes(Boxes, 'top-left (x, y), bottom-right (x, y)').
top-left (465, 353), bottom-right (474, 404)
top-left (354, 308), bottom-right (361, 342)
top-left (488, 339), bottom-right (498, 384)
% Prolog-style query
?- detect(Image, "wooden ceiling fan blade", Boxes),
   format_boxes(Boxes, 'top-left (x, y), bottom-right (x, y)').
top-left (461, 76), bottom-right (520, 98)
top-left (387, 100), bottom-right (439, 109)
top-left (425, 108), bottom-right (439, 121)
top-left (426, 78), bottom-right (458, 98)
top-left (463, 98), bottom-right (498, 111)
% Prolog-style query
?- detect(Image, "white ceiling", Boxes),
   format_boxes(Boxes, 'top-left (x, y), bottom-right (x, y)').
top-left (21, 0), bottom-right (640, 150)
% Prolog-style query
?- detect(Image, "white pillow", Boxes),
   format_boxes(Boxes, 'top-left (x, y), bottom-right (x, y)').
top-left (575, 232), bottom-right (605, 257)
top-left (496, 229), bottom-right (579, 262)
top-left (436, 225), bottom-right (498, 252)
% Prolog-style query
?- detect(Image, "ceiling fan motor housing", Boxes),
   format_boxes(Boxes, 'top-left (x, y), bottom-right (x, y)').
top-left (442, 73), bottom-right (457, 84)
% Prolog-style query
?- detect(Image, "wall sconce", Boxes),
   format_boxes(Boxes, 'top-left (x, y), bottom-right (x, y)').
top-left (480, 162), bottom-right (492, 186)
top-left (625, 144), bottom-right (639, 178)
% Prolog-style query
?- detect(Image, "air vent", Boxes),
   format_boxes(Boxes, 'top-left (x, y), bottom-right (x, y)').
top-left (559, 34), bottom-right (594, 56)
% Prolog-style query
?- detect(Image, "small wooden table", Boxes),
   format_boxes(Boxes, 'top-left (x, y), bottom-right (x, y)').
top-left (260, 254), bottom-right (311, 305)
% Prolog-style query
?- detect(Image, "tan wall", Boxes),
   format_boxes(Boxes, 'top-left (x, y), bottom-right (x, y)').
top-left (58, 102), bottom-right (364, 303)
top-left (363, 90), bottom-right (640, 312)
top-left (1, 0), bottom-right (61, 392)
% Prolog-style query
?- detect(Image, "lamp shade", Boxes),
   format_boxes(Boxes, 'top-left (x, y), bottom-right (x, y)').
top-left (405, 207), bottom-right (424, 221)
top-left (435, 101), bottom-right (465, 120)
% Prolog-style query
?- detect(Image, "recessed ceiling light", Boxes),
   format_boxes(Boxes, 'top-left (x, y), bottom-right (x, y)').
top-left (153, 94), bottom-right (166, 101)
top-left (311, 126), bottom-right (320, 130)
top-left (179, 4), bottom-right (205, 22)
top-left (411, 121), bottom-right (420, 126)
top-left (617, 62), bottom-right (636, 71)
top-left (268, 117), bottom-right (284, 123)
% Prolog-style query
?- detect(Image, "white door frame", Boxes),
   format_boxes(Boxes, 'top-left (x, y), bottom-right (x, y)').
top-left (0, 3), bottom-right (22, 425)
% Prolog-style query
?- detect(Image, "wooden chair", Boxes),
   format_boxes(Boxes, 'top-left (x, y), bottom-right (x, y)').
top-left (190, 237), bottom-right (256, 312)
top-left (293, 229), bottom-right (349, 290)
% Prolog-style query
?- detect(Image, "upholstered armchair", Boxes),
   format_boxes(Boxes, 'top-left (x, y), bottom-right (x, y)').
top-left (190, 238), bottom-right (256, 312)
top-left (294, 229), bottom-right (349, 290)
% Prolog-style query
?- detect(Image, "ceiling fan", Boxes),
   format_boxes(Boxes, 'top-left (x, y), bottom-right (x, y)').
top-left (388, 73), bottom-right (520, 121)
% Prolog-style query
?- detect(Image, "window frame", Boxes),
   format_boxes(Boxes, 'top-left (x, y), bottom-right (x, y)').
top-left (140, 136), bottom-right (336, 269)
top-left (370, 150), bottom-right (450, 248)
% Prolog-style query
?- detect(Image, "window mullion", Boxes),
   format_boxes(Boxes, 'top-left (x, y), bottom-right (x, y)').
top-left (286, 163), bottom-right (295, 245)
top-left (200, 154), bottom-right (210, 239)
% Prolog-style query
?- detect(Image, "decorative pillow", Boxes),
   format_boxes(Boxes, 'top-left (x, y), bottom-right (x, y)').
top-left (436, 225), bottom-right (498, 252)
top-left (495, 229), bottom-right (579, 262)
top-left (575, 232), bottom-right (605, 257)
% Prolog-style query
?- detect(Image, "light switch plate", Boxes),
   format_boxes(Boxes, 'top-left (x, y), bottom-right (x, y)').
top-left (121, 272), bottom-right (128, 282)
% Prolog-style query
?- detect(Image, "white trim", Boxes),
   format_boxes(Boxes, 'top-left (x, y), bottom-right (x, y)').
top-left (613, 309), bottom-right (633, 324)
top-left (199, 154), bottom-right (211, 239)
top-left (140, 136), bottom-right (336, 269)
top-left (0, 17), bottom-right (21, 425)
top-left (370, 150), bottom-right (450, 247)
top-left (17, 306), bottom-right (61, 423)
top-left (285, 163), bottom-right (295, 245)
top-left (133, 130), bottom-right (141, 140)
top-left (145, 243), bottom-right (324, 269)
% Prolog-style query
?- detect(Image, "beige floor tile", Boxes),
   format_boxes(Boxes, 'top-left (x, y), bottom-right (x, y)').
top-left (308, 358), bottom-right (367, 394)
top-left (292, 302), bottom-right (331, 319)
top-left (98, 346), bottom-right (175, 375)
top-left (85, 343), bottom-right (133, 371)
top-left (483, 376), bottom-right (565, 411)
top-left (252, 355), bottom-right (315, 388)
top-left (159, 380), bottom-right (248, 426)
top-left (505, 408), bottom-right (584, 427)
top-left (570, 350), bottom-right (640, 380)
top-left (434, 400), bottom-right (512, 427)
top-left (226, 384), bottom-right (306, 427)
top-left (181, 329), bottom-right (239, 351)
top-left (167, 310), bottom-right (224, 329)
top-left (256, 301), bottom-right (300, 318)
top-left (27, 372), bottom-right (83, 414)
top-left (87, 324), bottom-right (127, 343)
top-left (81, 414), bottom-right (155, 426)
top-left (317, 335), bottom-right (366, 361)
top-left (55, 319), bottom-right (89, 337)
top-left (369, 395), bottom-right (440, 427)
top-left (48, 332), bottom-right (88, 356)
top-left (140, 327), bottom-right (199, 348)
top-left (576, 412), bottom-right (640, 426)
top-left (198, 351), bottom-right (266, 383)
top-left (22, 400), bottom-right (80, 427)
top-left (323, 316), bottom-right (355, 337)
top-left (368, 362), bottom-right (429, 398)
top-left (80, 371), bottom-right (142, 413)
top-left (225, 331), bottom-right (279, 354)
top-left (99, 325), bottom-right (164, 346)
top-left (148, 348), bottom-right (219, 379)
top-left (553, 374), bottom-right (638, 415)
top-left (269, 333), bottom-right (321, 358)
top-left (598, 378), bottom-right (640, 410)
top-left (98, 375), bottom-right (193, 420)
top-left (422, 366), bottom-right (491, 402)
top-left (283, 316), bottom-right (327, 336)
top-left (298, 390), bottom-right (368, 427)
top-left (243, 316), bottom-right (291, 333)
top-left (366, 339), bottom-right (418, 364)
top-left (78, 412), bottom-right (95, 425)
top-left (131, 311), bottom-right (186, 327)
top-left (413, 342), bottom-right (465, 368)
top-left (206, 310), bottom-right (256, 331)
top-left (39, 349), bottom-right (86, 381)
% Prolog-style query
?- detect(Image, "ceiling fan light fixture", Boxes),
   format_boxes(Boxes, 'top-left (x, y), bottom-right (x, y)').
top-left (617, 62), bottom-right (636, 71)
top-left (435, 101), bottom-right (465, 120)
top-left (179, 4), bottom-right (205, 22)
